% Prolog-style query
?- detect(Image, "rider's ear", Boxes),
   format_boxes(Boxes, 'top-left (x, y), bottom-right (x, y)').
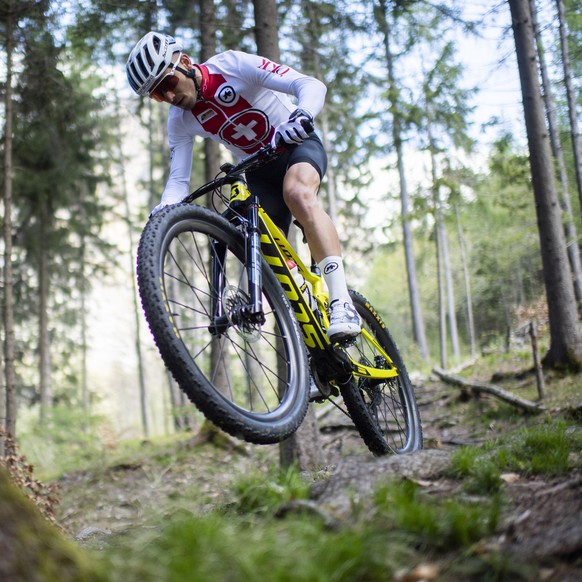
top-left (181, 54), bottom-right (193, 68)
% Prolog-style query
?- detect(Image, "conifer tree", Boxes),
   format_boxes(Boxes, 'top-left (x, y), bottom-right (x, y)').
top-left (509, 0), bottom-right (582, 369)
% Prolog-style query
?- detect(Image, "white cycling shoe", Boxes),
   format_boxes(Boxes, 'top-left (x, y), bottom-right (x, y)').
top-left (327, 299), bottom-right (362, 342)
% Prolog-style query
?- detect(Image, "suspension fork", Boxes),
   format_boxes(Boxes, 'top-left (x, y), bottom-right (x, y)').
top-left (245, 193), bottom-right (264, 320)
top-left (209, 182), bottom-right (265, 335)
top-left (208, 239), bottom-right (228, 334)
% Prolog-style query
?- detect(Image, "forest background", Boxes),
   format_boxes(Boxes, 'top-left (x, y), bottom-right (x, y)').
top-left (0, 0), bottom-right (580, 476)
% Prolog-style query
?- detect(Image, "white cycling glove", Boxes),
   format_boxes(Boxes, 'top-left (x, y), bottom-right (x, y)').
top-left (271, 109), bottom-right (314, 147)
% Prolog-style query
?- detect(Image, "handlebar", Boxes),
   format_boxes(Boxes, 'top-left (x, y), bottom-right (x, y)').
top-left (183, 117), bottom-right (314, 204)
top-left (183, 144), bottom-right (283, 204)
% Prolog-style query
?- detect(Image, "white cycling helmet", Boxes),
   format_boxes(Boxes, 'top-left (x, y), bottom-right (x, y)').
top-left (126, 32), bottom-right (182, 96)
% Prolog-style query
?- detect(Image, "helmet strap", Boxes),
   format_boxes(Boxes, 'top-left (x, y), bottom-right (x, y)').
top-left (177, 65), bottom-right (203, 103)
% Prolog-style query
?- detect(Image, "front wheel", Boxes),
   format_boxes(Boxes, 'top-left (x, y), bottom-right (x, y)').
top-left (339, 291), bottom-right (423, 455)
top-left (137, 204), bottom-right (310, 445)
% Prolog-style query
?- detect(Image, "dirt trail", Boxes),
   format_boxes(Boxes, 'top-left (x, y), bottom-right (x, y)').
top-left (54, 372), bottom-right (582, 580)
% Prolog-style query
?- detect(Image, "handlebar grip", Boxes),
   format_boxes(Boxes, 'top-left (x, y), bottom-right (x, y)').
top-left (300, 117), bottom-right (314, 134)
top-left (274, 112), bottom-right (314, 148)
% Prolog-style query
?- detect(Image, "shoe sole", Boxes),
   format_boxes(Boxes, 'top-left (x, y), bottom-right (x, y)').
top-left (327, 326), bottom-right (361, 343)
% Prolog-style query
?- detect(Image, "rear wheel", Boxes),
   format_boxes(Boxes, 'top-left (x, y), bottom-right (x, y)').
top-left (137, 204), bottom-right (310, 445)
top-left (339, 290), bottom-right (423, 455)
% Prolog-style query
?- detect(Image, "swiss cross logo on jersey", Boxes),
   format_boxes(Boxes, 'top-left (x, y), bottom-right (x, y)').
top-left (192, 68), bottom-right (274, 153)
top-left (220, 110), bottom-right (270, 151)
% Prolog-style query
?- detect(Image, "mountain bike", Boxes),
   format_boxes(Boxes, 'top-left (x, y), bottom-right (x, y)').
top-left (136, 143), bottom-right (423, 456)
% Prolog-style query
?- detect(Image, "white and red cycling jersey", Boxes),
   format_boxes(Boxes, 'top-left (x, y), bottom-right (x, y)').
top-left (160, 50), bottom-right (327, 207)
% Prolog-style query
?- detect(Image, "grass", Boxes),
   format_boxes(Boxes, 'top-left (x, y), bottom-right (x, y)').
top-left (373, 480), bottom-right (501, 551)
top-left (226, 465), bottom-right (311, 515)
top-left (100, 466), bottom-right (415, 582)
top-left (104, 512), bottom-right (408, 582)
top-left (97, 455), bottom-right (509, 582)
top-left (15, 347), bottom-right (580, 581)
top-left (450, 418), bottom-right (582, 494)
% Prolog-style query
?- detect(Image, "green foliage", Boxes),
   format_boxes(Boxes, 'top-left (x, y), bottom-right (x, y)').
top-left (227, 465), bottom-right (311, 515)
top-left (105, 510), bottom-right (404, 582)
top-left (449, 446), bottom-right (503, 494)
top-left (450, 419), bottom-right (582, 491)
top-left (374, 480), bottom-right (500, 550)
top-left (19, 406), bottom-right (108, 479)
top-left (0, 464), bottom-right (108, 582)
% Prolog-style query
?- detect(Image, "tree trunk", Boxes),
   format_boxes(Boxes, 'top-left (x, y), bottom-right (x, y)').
top-left (376, 0), bottom-right (429, 361)
top-left (455, 205), bottom-right (477, 356)
top-left (303, 0), bottom-right (338, 224)
top-left (253, 0), bottom-right (324, 470)
top-left (531, 0), bottom-right (582, 307)
top-left (435, 208), bottom-right (447, 370)
top-left (115, 96), bottom-right (149, 438)
top-left (3, 6), bottom-right (17, 441)
top-left (78, 185), bottom-right (90, 421)
top-left (252, 0), bottom-right (280, 60)
top-left (555, 0), bottom-right (582, 216)
top-left (509, 0), bottom-right (582, 369)
top-left (38, 200), bottom-right (52, 425)
top-left (196, 0), bottom-right (234, 443)
top-left (0, 468), bottom-right (105, 581)
top-left (429, 123), bottom-right (460, 364)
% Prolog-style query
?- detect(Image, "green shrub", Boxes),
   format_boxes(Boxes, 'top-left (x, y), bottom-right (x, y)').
top-left (106, 511), bottom-right (406, 582)
top-left (450, 419), bottom-right (580, 487)
top-left (374, 480), bottom-right (500, 550)
top-left (19, 405), bottom-right (107, 479)
top-left (227, 465), bottom-right (310, 515)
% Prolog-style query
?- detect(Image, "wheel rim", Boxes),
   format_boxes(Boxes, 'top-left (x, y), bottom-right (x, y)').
top-left (159, 217), bottom-right (304, 420)
top-left (344, 304), bottom-right (417, 453)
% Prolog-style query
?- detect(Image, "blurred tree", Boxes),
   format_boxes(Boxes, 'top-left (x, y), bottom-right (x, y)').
top-left (530, 0), bottom-right (582, 308)
top-left (12, 10), bottom-right (113, 425)
top-left (556, 0), bottom-right (582, 215)
top-left (374, 0), bottom-right (429, 361)
top-left (509, 0), bottom-right (582, 369)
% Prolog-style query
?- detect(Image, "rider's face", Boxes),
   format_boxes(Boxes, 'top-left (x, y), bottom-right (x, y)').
top-left (150, 56), bottom-right (198, 110)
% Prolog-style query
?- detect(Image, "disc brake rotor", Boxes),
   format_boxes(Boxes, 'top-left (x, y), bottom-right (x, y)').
top-left (222, 285), bottom-right (261, 343)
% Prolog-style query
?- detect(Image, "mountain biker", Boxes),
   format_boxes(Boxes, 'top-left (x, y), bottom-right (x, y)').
top-left (126, 31), bottom-right (361, 341)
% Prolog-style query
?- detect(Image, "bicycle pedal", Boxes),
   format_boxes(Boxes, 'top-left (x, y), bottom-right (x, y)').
top-left (336, 336), bottom-right (358, 347)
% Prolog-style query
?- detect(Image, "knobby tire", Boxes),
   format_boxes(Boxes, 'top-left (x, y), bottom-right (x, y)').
top-left (339, 290), bottom-right (423, 455)
top-left (137, 204), bottom-right (309, 445)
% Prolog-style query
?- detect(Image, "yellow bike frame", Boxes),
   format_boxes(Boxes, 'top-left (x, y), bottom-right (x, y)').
top-left (229, 178), bottom-right (399, 382)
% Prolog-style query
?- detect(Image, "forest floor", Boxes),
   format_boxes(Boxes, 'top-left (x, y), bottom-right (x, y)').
top-left (52, 353), bottom-right (582, 581)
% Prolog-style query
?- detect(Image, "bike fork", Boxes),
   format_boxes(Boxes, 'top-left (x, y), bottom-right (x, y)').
top-left (245, 194), bottom-right (264, 321)
top-left (208, 195), bottom-right (265, 336)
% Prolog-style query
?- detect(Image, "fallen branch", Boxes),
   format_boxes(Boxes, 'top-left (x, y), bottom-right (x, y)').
top-left (432, 367), bottom-right (544, 414)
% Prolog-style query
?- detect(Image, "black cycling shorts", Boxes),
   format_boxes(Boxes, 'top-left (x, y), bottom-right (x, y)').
top-left (246, 134), bottom-right (328, 235)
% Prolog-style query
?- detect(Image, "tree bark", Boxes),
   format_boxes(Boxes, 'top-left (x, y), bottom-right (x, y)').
top-left (455, 205), bottom-right (477, 356)
top-left (0, 468), bottom-right (105, 581)
top-left (303, 0), bottom-right (338, 224)
top-left (252, 0), bottom-right (280, 60)
top-left (38, 200), bottom-right (52, 425)
top-left (530, 0), bottom-right (582, 307)
top-left (508, 0), bottom-right (582, 369)
top-left (115, 93), bottom-right (149, 438)
top-left (252, 0), bottom-right (324, 470)
top-left (555, 0), bottom-right (582, 216)
top-left (196, 0), bottom-right (233, 443)
top-left (429, 122), bottom-right (459, 366)
top-left (3, 4), bottom-right (17, 441)
top-left (376, 0), bottom-right (429, 361)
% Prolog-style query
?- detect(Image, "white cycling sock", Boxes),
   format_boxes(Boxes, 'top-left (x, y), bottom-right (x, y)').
top-left (318, 256), bottom-right (351, 304)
